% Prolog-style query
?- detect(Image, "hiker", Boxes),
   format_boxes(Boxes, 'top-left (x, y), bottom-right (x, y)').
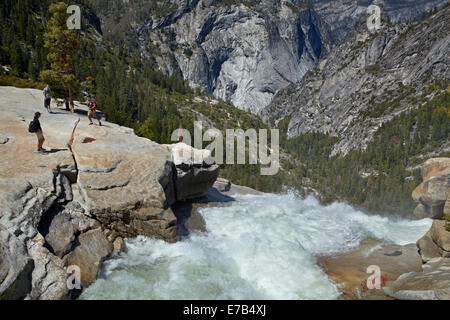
top-left (43, 84), bottom-right (52, 113)
top-left (80, 95), bottom-right (101, 126)
top-left (29, 112), bottom-right (46, 153)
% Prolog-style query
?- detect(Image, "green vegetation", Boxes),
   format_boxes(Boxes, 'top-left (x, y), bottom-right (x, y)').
top-left (41, 2), bottom-right (80, 110)
top-left (445, 213), bottom-right (450, 232)
top-left (0, 74), bottom-right (44, 89)
top-left (365, 64), bottom-right (381, 73)
top-left (278, 89), bottom-right (450, 215)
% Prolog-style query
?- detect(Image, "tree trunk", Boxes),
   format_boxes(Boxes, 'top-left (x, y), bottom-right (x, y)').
top-left (68, 86), bottom-right (74, 113)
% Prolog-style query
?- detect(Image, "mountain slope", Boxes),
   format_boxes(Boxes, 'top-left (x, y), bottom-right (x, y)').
top-left (262, 3), bottom-right (449, 156)
top-left (310, 0), bottom-right (449, 41)
top-left (90, 0), bottom-right (448, 113)
top-left (91, 0), bottom-right (333, 113)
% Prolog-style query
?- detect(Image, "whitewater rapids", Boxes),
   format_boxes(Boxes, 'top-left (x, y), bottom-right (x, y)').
top-left (81, 193), bottom-right (432, 300)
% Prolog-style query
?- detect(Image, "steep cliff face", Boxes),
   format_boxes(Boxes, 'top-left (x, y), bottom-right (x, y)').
top-left (310, 0), bottom-right (449, 41)
top-left (262, 5), bottom-right (449, 156)
top-left (92, 0), bottom-right (333, 113)
top-left (91, 0), bottom-right (447, 113)
top-left (0, 87), bottom-right (218, 299)
top-left (140, 0), bottom-right (331, 113)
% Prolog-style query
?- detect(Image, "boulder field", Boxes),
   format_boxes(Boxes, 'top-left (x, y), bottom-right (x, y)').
top-left (0, 87), bottom-right (218, 299)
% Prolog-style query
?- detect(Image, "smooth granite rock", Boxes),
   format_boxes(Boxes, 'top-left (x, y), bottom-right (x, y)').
top-left (66, 228), bottom-right (113, 289)
top-left (318, 239), bottom-right (423, 300)
top-left (383, 257), bottom-right (450, 300)
top-left (416, 231), bottom-right (442, 263)
top-left (0, 227), bottom-right (34, 300)
top-left (0, 87), bottom-right (219, 299)
top-left (412, 158), bottom-right (449, 219)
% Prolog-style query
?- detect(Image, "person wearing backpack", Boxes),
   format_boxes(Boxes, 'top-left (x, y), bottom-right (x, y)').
top-left (80, 94), bottom-right (102, 126)
top-left (43, 84), bottom-right (52, 113)
top-left (29, 112), bottom-right (46, 153)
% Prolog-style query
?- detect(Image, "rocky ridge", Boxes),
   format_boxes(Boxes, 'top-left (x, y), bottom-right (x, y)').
top-left (261, 4), bottom-right (449, 156)
top-left (0, 86), bottom-right (218, 299)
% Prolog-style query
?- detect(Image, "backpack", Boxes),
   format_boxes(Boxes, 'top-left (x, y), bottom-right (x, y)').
top-left (28, 119), bottom-right (39, 133)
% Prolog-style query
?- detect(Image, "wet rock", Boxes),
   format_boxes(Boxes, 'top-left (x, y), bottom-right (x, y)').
top-left (412, 158), bottom-right (449, 220)
top-left (66, 228), bottom-right (113, 289)
top-left (129, 208), bottom-right (178, 243)
top-left (112, 237), bottom-right (125, 256)
top-left (416, 231), bottom-right (442, 263)
top-left (429, 220), bottom-right (450, 257)
top-left (214, 178), bottom-right (231, 193)
top-left (383, 257), bottom-right (450, 300)
top-left (318, 239), bottom-right (423, 300)
top-left (164, 143), bottom-right (219, 202)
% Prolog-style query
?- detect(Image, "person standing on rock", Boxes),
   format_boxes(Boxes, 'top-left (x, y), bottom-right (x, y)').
top-left (43, 84), bottom-right (52, 113)
top-left (80, 95), bottom-right (101, 126)
top-left (29, 112), bottom-right (46, 153)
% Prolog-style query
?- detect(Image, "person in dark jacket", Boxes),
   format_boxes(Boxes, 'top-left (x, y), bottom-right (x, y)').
top-left (32, 112), bottom-right (46, 153)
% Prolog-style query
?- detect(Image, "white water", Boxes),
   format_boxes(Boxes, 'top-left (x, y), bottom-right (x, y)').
top-left (81, 192), bottom-right (432, 300)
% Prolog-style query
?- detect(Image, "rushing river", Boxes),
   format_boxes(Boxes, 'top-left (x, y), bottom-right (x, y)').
top-left (80, 192), bottom-right (432, 300)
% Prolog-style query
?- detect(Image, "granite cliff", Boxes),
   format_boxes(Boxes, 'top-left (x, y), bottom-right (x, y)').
top-left (261, 4), bottom-right (449, 156)
top-left (91, 0), bottom-right (447, 113)
top-left (0, 86), bottom-right (218, 299)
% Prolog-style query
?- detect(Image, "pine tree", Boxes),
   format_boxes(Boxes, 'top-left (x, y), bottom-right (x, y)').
top-left (40, 2), bottom-right (80, 112)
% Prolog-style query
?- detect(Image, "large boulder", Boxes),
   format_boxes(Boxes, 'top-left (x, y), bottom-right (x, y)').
top-left (0, 227), bottom-right (34, 300)
top-left (416, 230), bottom-right (442, 263)
top-left (429, 220), bottom-right (450, 257)
top-left (164, 143), bottom-right (219, 202)
top-left (412, 158), bottom-right (450, 219)
top-left (383, 257), bottom-right (450, 300)
top-left (72, 128), bottom-right (179, 240)
top-left (213, 178), bottom-right (231, 193)
top-left (42, 207), bottom-right (100, 258)
top-left (27, 233), bottom-right (69, 300)
top-left (66, 228), bottom-right (113, 289)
